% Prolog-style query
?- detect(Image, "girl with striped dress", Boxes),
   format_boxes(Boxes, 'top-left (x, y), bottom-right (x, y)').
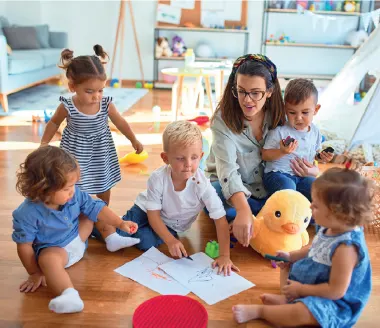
top-left (40, 45), bottom-right (142, 252)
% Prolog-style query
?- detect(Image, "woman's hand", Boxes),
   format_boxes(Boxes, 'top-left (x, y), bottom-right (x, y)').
top-left (232, 208), bottom-right (253, 247)
top-left (291, 157), bottom-right (319, 177)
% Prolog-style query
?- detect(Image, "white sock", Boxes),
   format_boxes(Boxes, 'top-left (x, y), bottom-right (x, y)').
top-left (49, 288), bottom-right (84, 314)
top-left (105, 232), bottom-right (140, 252)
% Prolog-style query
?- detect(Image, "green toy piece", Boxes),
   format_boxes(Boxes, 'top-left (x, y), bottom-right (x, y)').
top-left (135, 81), bottom-right (143, 88)
top-left (205, 240), bottom-right (219, 259)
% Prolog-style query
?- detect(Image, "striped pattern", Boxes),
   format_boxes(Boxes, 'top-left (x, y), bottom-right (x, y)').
top-left (60, 96), bottom-right (121, 194)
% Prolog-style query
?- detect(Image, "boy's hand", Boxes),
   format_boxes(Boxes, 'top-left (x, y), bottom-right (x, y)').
top-left (318, 150), bottom-right (334, 163)
top-left (20, 271), bottom-right (47, 293)
top-left (282, 279), bottom-right (303, 301)
top-left (280, 139), bottom-right (298, 154)
top-left (212, 255), bottom-right (240, 276)
top-left (118, 221), bottom-right (138, 234)
top-left (131, 139), bottom-right (144, 154)
top-left (167, 239), bottom-right (187, 258)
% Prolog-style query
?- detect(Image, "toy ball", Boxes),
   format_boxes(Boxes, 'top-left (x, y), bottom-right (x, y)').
top-left (195, 43), bottom-right (214, 58)
top-left (144, 82), bottom-right (154, 89)
top-left (135, 81), bottom-right (143, 88)
top-left (113, 82), bottom-right (120, 88)
top-left (110, 78), bottom-right (119, 87)
top-left (119, 150), bottom-right (148, 165)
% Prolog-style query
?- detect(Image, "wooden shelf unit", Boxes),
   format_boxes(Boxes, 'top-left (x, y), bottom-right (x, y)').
top-left (265, 42), bottom-right (357, 50)
top-left (266, 8), bottom-right (361, 16)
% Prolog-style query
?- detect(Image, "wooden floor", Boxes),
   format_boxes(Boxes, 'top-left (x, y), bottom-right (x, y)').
top-left (0, 89), bottom-right (379, 327)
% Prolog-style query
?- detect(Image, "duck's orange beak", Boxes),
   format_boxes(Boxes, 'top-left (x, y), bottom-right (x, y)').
top-left (281, 223), bottom-right (300, 234)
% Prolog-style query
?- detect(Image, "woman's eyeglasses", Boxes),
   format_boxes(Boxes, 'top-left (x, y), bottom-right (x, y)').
top-left (232, 88), bottom-right (266, 102)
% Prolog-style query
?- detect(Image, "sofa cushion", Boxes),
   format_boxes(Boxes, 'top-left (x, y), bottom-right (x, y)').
top-left (9, 49), bottom-right (62, 72)
top-left (3, 26), bottom-right (40, 49)
top-left (35, 24), bottom-right (50, 48)
top-left (8, 51), bottom-right (44, 75)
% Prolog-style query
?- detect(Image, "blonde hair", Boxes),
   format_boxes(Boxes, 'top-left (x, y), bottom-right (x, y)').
top-left (162, 121), bottom-right (202, 152)
top-left (313, 168), bottom-right (374, 226)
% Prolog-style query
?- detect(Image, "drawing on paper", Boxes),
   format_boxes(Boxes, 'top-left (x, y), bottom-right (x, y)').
top-left (188, 267), bottom-right (214, 283)
top-left (141, 256), bottom-right (172, 281)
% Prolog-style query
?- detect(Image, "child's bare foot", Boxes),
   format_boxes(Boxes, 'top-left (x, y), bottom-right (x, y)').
top-left (232, 304), bottom-right (262, 323)
top-left (260, 293), bottom-right (287, 305)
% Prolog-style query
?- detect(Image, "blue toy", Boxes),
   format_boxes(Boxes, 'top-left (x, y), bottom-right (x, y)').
top-left (110, 78), bottom-right (119, 87)
top-left (44, 109), bottom-right (54, 123)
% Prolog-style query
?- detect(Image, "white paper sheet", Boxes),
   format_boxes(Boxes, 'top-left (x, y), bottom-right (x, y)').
top-left (114, 247), bottom-right (189, 296)
top-left (201, 10), bottom-right (225, 28)
top-left (159, 252), bottom-right (255, 305)
top-left (202, 0), bottom-right (225, 11)
top-left (224, 0), bottom-right (242, 21)
top-left (171, 0), bottom-right (195, 10)
top-left (156, 4), bottom-right (182, 25)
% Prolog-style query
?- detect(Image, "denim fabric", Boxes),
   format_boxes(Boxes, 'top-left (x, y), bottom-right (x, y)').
top-left (116, 204), bottom-right (178, 251)
top-left (263, 171), bottom-right (315, 202)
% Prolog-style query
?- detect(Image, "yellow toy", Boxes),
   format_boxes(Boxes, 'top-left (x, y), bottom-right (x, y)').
top-left (250, 190), bottom-right (311, 257)
top-left (119, 150), bottom-right (148, 164)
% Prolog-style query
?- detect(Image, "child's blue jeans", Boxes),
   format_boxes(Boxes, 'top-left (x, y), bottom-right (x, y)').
top-left (204, 180), bottom-right (267, 221)
top-left (263, 171), bottom-right (315, 202)
top-left (116, 204), bottom-right (178, 251)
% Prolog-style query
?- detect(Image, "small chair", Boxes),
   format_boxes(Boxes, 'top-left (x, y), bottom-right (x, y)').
top-left (171, 77), bottom-right (204, 120)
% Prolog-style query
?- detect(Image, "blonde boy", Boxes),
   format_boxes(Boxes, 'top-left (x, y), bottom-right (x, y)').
top-left (118, 121), bottom-right (238, 275)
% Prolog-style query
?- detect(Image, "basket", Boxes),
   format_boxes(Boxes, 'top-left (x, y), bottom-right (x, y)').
top-left (359, 166), bottom-right (380, 234)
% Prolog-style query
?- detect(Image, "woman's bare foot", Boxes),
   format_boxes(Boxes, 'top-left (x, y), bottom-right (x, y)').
top-left (260, 293), bottom-right (287, 305)
top-left (232, 305), bottom-right (262, 323)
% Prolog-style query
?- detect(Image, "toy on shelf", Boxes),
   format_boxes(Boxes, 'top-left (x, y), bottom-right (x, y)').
top-left (32, 115), bottom-right (42, 122)
top-left (344, 1), bottom-right (356, 12)
top-left (187, 115), bottom-right (210, 126)
top-left (195, 43), bottom-right (214, 58)
top-left (249, 189), bottom-right (312, 257)
top-left (266, 33), bottom-right (294, 44)
top-left (144, 82), bottom-right (153, 89)
top-left (110, 78), bottom-right (120, 87)
top-left (119, 150), bottom-right (148, 165)
top-left (172, 35), bottom-right (187, 57)
top-left (155, 37), bottom-right (173, 58)
top-left (135, 81), bottom-right (143, 88)
top-left (205, 240), bottom-right (219, 259)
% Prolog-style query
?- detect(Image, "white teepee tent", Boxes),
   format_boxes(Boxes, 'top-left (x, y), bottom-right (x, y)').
top-left (315, 26), bottom-right (380, 161)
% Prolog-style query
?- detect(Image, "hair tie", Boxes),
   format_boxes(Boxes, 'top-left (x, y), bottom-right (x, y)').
top-left (232, 54), bottom-right (277, 81)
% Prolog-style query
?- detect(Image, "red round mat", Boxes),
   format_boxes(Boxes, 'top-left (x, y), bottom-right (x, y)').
top-left (132, 295), bottom-right (208, 328)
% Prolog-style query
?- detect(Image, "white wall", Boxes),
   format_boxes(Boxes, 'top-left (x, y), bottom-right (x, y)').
top-left (1, 0), bottom-right (264, 81)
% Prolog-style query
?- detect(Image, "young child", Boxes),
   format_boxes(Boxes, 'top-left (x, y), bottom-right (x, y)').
top-left (12, 146), bottom-right (139, 313)
top-left (233, 168), bottom-right (373, 326)
top-left (118, 121), bottom-right (238, 275)
top-left (40, 45), bottom-right (143, 252)
top-left (262, 78), bottom-right (334, 201)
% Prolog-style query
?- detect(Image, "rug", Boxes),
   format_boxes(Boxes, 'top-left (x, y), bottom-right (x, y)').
top-left (0, 84), bottom-right (148, 117)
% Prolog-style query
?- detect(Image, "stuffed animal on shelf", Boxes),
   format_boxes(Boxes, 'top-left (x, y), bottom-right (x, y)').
top-left (172, 35), bottom-right (187, 57)
top-left (155, 37), bottom-right (172, 58)
top-left (250, 189), bottom-right (312, 257)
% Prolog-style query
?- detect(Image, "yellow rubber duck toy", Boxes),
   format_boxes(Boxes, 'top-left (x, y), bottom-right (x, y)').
top-left (250, 189), bottom-right (312, 257)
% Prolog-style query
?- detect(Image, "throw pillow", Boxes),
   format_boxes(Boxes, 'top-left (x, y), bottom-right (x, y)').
top-left (34, 24), bottom-right (50, 48)
top-left (2, 26), bottom-right (40, 49)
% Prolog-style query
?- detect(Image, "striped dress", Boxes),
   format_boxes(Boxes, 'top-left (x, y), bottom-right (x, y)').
top-left (60, 96), bottom-right (121, 194)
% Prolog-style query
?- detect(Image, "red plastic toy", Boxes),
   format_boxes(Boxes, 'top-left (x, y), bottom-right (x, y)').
top-left (187, 115), bottom-right (210, 126)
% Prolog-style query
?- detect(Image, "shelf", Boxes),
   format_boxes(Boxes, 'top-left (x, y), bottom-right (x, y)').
top-left (155, 56), bottom-right (229, 62)
top-left (266, 9), bottom-right (361, 16)
top-left (265, 42), bottom-right (357, 49)
top-left (278, 74), bottom-right (335, 80)
top-left (155, 26), bottom-right (249, 33)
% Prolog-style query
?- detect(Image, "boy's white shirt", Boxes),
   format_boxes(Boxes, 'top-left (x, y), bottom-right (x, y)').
top-left (135, 165), bottom-right (226, 232)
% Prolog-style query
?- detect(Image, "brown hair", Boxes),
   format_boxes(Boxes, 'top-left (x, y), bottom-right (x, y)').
top-left (212, 60), bottom-right (285, 134)
top-left (59, 44), bottom-right (109, 85)
top-left (162, 120), bottom-right (202, 152)
top-left (16, 146), bottom-right (79, 203)
top-left (313, 168), bottom-right (374, 226)
top-left (284, 78), bottom-right (318, 105)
